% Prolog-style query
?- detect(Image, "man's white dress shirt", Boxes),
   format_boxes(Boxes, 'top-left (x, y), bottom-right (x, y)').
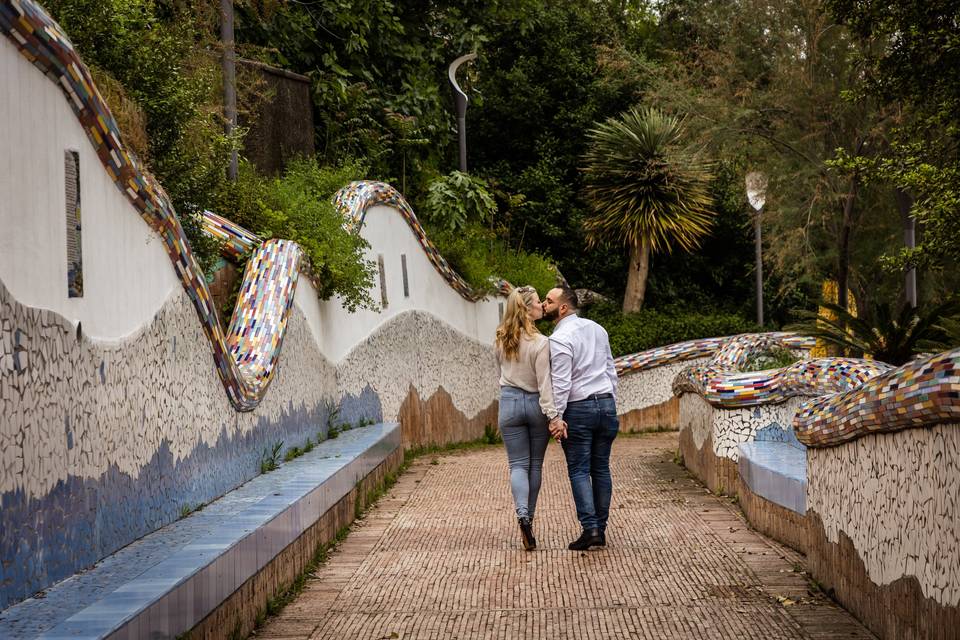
top-left (548, 314), bottom-right (618, 417)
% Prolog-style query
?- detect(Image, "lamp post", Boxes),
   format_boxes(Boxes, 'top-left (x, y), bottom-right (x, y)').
top-left (746, 172), bottom-right (768, 327)
top-left (448, 53), bottom-right (477, 172)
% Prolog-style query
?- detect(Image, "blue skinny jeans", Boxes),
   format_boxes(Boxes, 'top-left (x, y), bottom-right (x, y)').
top-left (498, 386), bottom-right (551, 520)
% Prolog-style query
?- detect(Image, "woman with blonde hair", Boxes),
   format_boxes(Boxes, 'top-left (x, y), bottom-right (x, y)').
top-left (495, 285), bottom-right (558, 550)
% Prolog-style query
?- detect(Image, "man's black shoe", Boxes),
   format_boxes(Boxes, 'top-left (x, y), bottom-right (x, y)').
top-left (568, 528), bottom-right (603, 550)
top-left (599, 530), bottom-right (606, 547)
top-left (518, 517), bottom-right (536, 551)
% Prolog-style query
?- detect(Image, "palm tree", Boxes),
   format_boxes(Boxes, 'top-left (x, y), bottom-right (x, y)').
top-left (581, 107), bottom-right (716, 313)
top-left (786, 297), bottom-right (960, 366)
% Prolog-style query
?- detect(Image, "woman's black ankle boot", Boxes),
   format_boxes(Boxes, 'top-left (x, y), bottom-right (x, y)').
top-left (518, 517), bottom-right (536, 551)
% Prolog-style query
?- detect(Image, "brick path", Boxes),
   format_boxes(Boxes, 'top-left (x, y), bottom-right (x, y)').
top-left (254, 432), bottom-right (874, 639)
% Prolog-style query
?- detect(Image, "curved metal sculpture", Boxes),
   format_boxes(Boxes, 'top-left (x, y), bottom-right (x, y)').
top-left (448, 53), bottom-right (477, 172)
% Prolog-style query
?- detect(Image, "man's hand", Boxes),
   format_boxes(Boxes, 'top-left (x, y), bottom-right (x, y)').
top-left (549, 417), bottom-right (567, 441)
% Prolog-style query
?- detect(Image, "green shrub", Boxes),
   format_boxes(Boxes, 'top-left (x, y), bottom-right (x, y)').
top-left (427, 222), bottom-right (557, 295)
top-left (423, 171), bottom-right (497, 232)
top-left (214, 158), bottom-right (377, 311)
top-left (581, 302), bottom-right (759, 357)
top-left (739, 347), bottom-right (799, 372)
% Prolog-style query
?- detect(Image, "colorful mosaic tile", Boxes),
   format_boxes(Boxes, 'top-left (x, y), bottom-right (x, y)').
top-left (667, 332), bottom-right (890, 410)
top-left (201, 210), bottom-right (261, 262)
top-left (0, 0), bottom-right (301, 411)
top-left (794, 348), bottom-right (960, 447)
top-left (674, 356), bottom-right (892, 409)
top-left (614, 332), bottom-right (815, 376)
top-left (333, 181), bottom-right (491, 301)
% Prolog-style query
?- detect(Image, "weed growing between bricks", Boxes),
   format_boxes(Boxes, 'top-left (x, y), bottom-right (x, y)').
top-left (245, 435), bottom-right (501, 637)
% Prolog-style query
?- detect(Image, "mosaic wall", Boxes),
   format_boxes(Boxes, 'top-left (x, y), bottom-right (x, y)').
top-left (680, 393), bottom-right (805, 462)
top-left (807, 423), bottom-right (960, 606)
top-left (0, 275), bottom-right (504, 608)
top-left (615, 357), bottom-right (711, 417)
top-left (0, 279), bottom-right (337, 609)
top-left (0, 0), bottom-right (303, 412)
top-left (613, 332), bottom-right (814, 376)
top-left (672, 334), bottom-right (887, 409)
top-left (336, 309), bottom-right (499, 423)
top-left (795, 348), bottom-right (960, 448)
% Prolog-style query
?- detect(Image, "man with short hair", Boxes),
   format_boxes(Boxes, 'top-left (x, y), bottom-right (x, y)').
top-left (542, 285), bottom-right (619, 550)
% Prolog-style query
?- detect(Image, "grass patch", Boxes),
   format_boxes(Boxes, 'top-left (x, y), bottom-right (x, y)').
top-left (259, 441), bottom-right (283, 474)
top-left (178, 502), bottom-right (204, 519)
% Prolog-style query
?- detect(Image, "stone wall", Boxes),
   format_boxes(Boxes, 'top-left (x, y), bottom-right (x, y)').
top-left (238, 59), bottom-right (315, 176)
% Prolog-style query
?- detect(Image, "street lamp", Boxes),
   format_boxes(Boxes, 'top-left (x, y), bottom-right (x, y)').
top-left (448, 53), bottom-right (477, 172)
top-left (745, 172), bottom-right (767, 327)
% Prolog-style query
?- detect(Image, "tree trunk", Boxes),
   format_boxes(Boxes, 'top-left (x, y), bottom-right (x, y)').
top-left (837, 174), bottom-right (859, 317)
top-left (623, 239), bottom-right (650, 314)
top-left (895, 188), bottom-right (917, 308)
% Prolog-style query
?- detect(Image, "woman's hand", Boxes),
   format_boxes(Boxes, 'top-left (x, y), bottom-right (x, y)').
top-left (549, 417), bottom-right (567, 441)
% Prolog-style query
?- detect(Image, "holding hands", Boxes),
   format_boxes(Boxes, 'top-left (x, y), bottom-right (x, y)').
top-left (549, 416), bottom-right (567, 441)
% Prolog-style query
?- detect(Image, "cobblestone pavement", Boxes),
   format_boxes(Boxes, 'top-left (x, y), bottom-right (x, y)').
top-left (255, 432), bottom-right (874, 639)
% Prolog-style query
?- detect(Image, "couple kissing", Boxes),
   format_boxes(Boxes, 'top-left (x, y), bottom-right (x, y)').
top-left (494, 284), bottom-right (619, 551)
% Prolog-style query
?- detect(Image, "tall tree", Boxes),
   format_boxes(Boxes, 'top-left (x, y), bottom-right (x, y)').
top-left (827, 0), bottom-right (960, 274)
top-left (581, 108), bottom-right (716, 312)
top-left (650, 0), bottom-right (903, 319)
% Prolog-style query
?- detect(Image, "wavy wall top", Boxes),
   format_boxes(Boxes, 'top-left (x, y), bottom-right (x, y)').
top-left (334, 181), bottom-right (513, 299)
top-left (795, 348), bottom-right (960, 447)
top-left (614, 332), bottom-right (815, 376)
top-left (0, 0), bottom-right (504, 411)
top-left (667, 332), bottom-right (890, 409)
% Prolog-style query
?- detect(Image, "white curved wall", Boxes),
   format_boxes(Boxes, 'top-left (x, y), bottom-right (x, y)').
top-left (0, 37), bottom-right (177, 340)
top-left (316, 204), bottom-right (501, 362)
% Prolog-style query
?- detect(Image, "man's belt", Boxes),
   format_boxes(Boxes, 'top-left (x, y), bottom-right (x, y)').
top-left (569, 392), bottom-right (613, 403)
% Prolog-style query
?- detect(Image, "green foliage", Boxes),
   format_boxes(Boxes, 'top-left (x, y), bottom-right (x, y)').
top-left (482, 424), bottom-right (503, 445)
top-left (581, 302), bottom-right (759, 358)
top-left (178, 502), bottom-right (204, 519)
top-left (582, 107), bottom-right (716, 253)
top-left (787, 298), bottom-right (960, 366)
top-left (259, 440), bottom-right (283, 474)
top-left (214, 158), bottom-right (377, 312)
top-left (423, 172), bottom-right (497, 232)
top-left (427, 222), bottom-right (557, 295)
top-left (44, 0), bottom-right (233, 274)
top-left (468, 2), bottom-right (654, 301)
top-left (739, 347), bottom-right (800, 373)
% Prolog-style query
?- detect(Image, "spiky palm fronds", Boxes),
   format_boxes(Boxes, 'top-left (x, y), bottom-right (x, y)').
top-left (581, 107), bottom-right (716, 253)
top-left (786, 297), bottom-right (960, 366)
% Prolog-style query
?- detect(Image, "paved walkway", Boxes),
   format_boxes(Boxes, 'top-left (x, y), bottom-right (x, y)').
top-left (255, 432), bottom-right (874, 639)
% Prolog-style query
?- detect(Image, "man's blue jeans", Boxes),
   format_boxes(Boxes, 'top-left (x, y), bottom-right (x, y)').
top-left (561, 396), bottom-right (619, 532)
